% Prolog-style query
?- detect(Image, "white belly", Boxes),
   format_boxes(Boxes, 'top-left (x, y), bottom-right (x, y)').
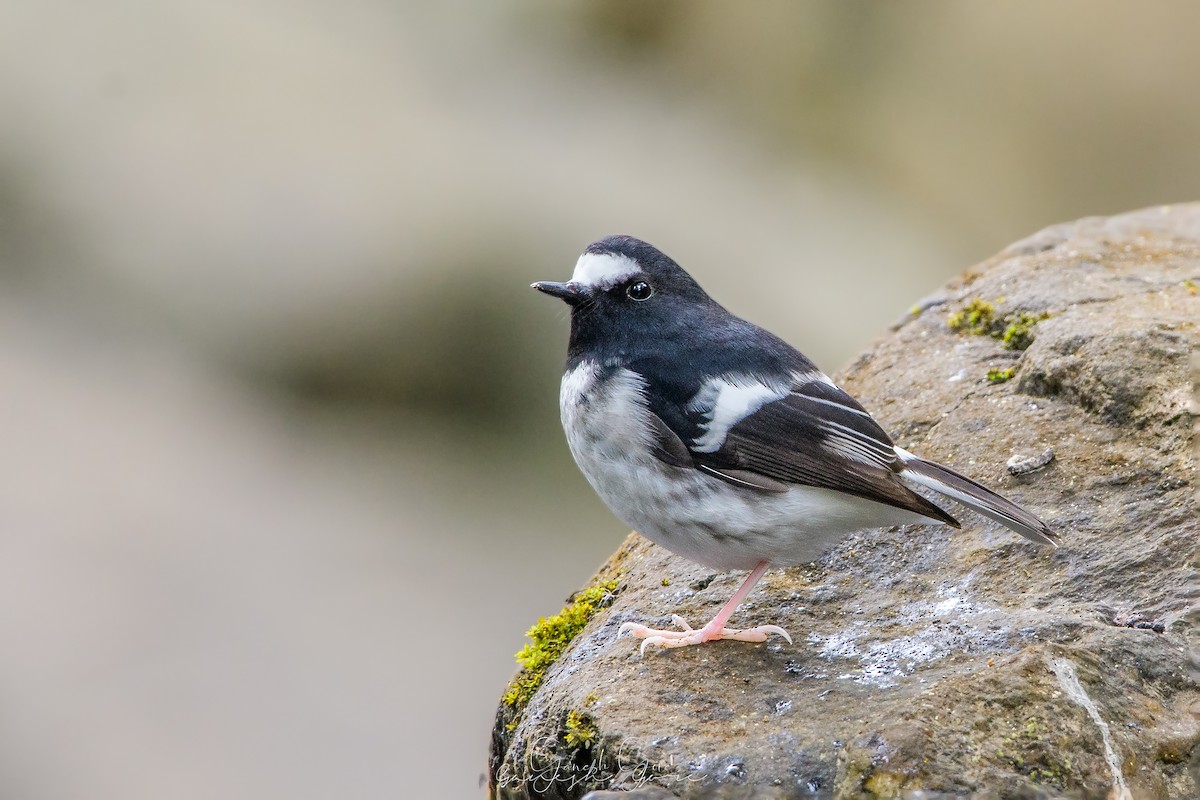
top-left (560, 362), bottom-right (927, 571)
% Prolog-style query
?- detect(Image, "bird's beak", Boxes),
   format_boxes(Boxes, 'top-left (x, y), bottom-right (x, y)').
top-left (531, 280), bottom-right (586, 306)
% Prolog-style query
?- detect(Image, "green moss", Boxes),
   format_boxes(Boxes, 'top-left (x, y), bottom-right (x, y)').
top-left (660, 577), bottom-right (671, 586)
top-left (863, 771), bottom-right (905, 796)
top-left (986, 367), bottom-right (1015, 384)
top-left (1185, 278), bottom-right (1197, 294)
top-left (1030, 768), bottom-right (1060, 783)
top-left (997, 716), bottom-right (1070, 787)
top-left (1000, 312), bottom-right (1050, 350)
top-left (948, 298), bottom-right (1050, 351)
top-left (946, 297), bottom-right (996, 334)
top-left (564, 709), bottom-right (598, 749)
top-left (501, 577), bottom-right (621, 712)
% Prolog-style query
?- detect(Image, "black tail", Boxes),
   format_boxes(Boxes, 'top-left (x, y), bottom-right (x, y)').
top-left (897, 452), bottom-right (1058, 547)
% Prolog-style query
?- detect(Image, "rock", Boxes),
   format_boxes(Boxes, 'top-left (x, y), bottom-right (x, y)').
top-left (489, 205), bottom-right (1200, 799)
top-left (1006, 448), bottom-right (1055, 477)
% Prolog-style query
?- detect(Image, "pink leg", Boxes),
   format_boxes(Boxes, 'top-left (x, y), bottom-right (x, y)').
top-left (618, 560), bottom-right (792, 654)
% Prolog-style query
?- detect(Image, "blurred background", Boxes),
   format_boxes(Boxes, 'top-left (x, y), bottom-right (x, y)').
top-left (1, 1), bottom-right (1198, 797)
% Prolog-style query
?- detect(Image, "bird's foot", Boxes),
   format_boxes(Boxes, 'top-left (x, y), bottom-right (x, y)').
top-left (619, 614), bottom-right (791, 655)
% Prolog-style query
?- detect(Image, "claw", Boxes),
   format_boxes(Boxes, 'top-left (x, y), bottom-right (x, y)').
top-left (620, 616), bottom-right (697, 641)
top-left (639, 636), bottom-right (671, 655)
top-left (622, 616), bottom-right (792, 653)
top-left (618, 562), bottom-right (791, 654)
top-left (617, 621), bottom-right (643, 638)
top-left (722, 624), bottom-right (793, 644)
top-left (759, 625), bottom-right (792, 644)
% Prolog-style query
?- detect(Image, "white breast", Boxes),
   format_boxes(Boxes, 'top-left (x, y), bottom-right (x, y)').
top-left (559, 361), bottom-right (929, 570)
top-left (560, 361), bottom-right (659, 471)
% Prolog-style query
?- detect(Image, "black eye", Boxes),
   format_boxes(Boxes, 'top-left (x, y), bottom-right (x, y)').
top-left (626, 281), bottom-right (654, 301)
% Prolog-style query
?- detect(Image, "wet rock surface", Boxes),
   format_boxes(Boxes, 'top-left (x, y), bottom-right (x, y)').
top-left (490, 205), bottom-right (1200, 799)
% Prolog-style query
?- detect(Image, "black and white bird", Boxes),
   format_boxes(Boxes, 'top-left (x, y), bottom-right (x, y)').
top-left (532, 235), bottom-right (1057, 652)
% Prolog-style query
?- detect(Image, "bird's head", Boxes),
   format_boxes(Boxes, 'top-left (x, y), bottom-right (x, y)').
top-left (532, 235), bottom-right (719, 359)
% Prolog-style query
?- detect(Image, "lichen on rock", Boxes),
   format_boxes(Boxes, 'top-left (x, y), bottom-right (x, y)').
top-left (501, 576), bottom-right (622, 713)
top-left (947, 296), bottom-right (1051, 351)
top-left (489, 205), bottom-right (1200, 799)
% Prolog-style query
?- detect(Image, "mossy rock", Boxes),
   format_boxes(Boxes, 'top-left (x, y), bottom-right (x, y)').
top-left (490, 205), bottom-right (1200, 799)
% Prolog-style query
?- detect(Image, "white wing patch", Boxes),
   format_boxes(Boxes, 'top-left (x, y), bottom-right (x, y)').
top-left (571, 252), bottom-right (641, 291)
top-left (689, 376), bottom-right (790, 453)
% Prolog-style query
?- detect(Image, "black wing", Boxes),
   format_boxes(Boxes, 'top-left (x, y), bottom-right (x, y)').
top-left (647, 376), bottom-right (959, 526)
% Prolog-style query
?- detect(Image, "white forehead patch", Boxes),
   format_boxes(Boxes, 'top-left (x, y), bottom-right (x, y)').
top-left (571, 252), bottom-right (641, 290)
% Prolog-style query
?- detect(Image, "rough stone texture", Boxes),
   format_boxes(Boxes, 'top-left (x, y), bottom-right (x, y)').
top-left (490, 205), bottom-right (1200, 799)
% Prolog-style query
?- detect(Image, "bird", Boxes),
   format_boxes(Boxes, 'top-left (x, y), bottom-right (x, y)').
top-left (532, 235), bottom-right (1057, 653)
